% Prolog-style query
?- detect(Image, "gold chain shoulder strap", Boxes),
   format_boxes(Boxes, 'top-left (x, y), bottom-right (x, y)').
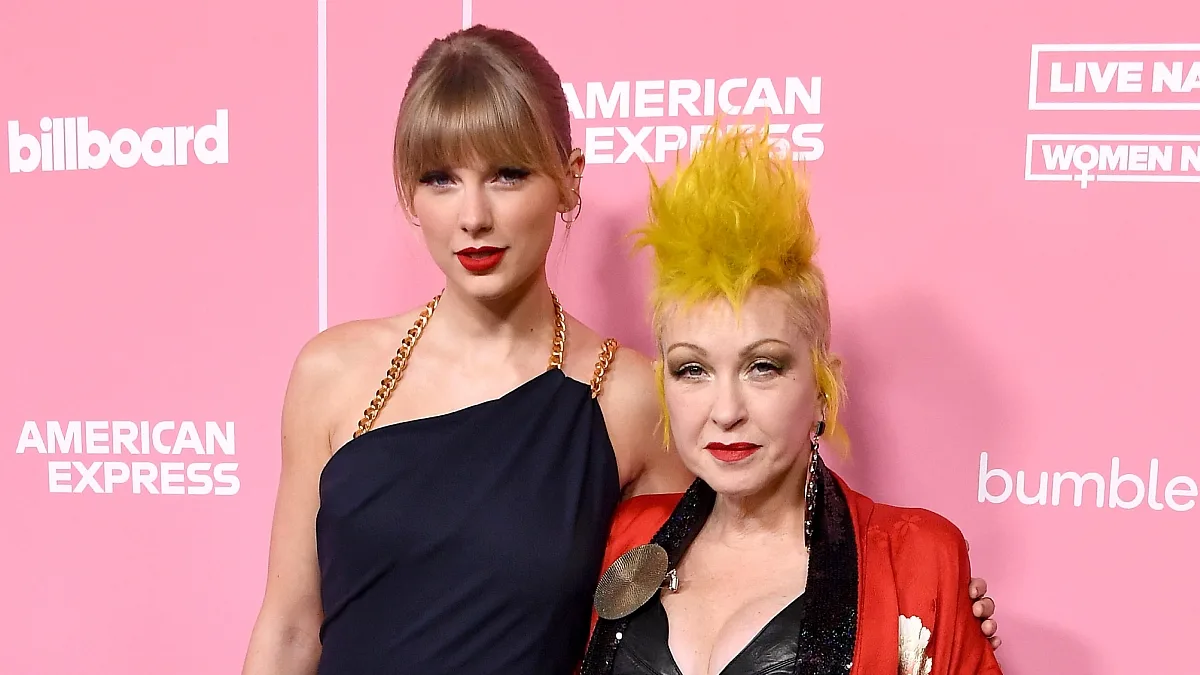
top-left (548, 292), bottom-right (567, 370)
top-left (589, 338), bottom-right (620, 399)
top-left (353, 295), bottom-right (440, 439)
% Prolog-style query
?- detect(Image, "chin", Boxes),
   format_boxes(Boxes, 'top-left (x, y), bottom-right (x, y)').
top-left (443, 270), bottom-right (519, 301)
top-left (444, 262), bottom-right (542, 302)
top-left (692, 459), bottom-right (770, 498)
top-left (457, 278), bottom-right (513, 301)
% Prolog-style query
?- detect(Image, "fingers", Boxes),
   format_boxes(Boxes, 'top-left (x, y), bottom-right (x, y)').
top-left (969, 577), bottom-right (988, 600)
top-left (973, 596), bottom-right (996, 619)
top-left (989, 635), bottom-right (1003, 651)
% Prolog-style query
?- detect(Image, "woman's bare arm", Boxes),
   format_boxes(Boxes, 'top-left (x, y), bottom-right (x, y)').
top-left (241, 339), bottom-right (340, 674)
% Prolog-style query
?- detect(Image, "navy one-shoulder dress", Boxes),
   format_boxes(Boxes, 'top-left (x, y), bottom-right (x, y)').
top-left (315, 328), bottom-right (622, 675)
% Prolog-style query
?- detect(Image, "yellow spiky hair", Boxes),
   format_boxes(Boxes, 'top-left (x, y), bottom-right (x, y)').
top-left (634, 120), bottom-right (847, 451)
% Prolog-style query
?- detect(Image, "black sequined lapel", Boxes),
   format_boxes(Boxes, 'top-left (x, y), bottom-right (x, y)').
top-left (791, 458), bottom-right (858, 674)
top-left (649, 479), bottom-right (716, 567)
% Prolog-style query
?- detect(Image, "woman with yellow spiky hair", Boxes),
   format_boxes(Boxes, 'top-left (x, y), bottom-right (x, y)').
top-left (579, 124), bottom-right (1003, 675)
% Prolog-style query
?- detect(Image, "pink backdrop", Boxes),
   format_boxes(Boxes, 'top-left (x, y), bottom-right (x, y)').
top-left (2, 1), bottom-right (1197, 673)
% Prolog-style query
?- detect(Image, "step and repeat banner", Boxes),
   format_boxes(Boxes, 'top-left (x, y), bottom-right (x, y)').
top-left (2, 1), bottom-right (1196, 673)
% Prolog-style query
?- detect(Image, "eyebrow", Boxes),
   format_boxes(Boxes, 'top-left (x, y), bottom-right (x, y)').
top-left (665, 338), bottom-right (791, 358)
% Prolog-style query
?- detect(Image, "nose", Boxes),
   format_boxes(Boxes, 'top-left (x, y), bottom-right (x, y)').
top-left (709, 375), bottom-right (747, 431)
top-left (458, 182), bottom-right (493, 236)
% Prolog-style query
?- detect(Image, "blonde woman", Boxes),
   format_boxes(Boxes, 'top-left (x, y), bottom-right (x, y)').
top-left (582, 124), bottom-right (1001, 675)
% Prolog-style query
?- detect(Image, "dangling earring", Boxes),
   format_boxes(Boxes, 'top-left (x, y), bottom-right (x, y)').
top-left (559, 175), bottom-right (583, 227)
top-left (803, 417), bottom-right (826, 552)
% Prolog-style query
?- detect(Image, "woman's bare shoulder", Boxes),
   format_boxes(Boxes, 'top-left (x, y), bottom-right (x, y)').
top-left (563, 314), bottom-right (694, 494)
top-left (283, 309), bottom-right (432, 437)
top-left (294, 311), bottom-right (425, 376)
top-left (559, 314), bottom-right (657, 421)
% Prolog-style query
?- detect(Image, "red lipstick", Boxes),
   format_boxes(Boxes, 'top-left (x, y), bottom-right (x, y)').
top-left (705, 442), bottom-right (761, 463)
top-left (455, 246), bottom-right (506, 273)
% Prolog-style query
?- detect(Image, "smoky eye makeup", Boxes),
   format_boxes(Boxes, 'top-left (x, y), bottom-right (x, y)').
top-left (664, 354), bottom-right (705, 379)
top-left (746, 347), bottom-right (794, 376)
top-left (747, 358), bottom-right (786, 377)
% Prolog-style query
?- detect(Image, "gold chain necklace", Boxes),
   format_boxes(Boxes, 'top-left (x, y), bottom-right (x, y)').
top-left (353, 292), bottom-right (568, 439)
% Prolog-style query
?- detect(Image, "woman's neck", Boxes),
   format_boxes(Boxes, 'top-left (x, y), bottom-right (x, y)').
top-left (433, 272), bottom-right (558, 352)
top-left (704, 454), bottom-right (812, 547)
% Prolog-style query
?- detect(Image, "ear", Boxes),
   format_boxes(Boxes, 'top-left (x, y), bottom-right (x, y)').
top-left (811, 390), bottom-right (828, 437)
top-left (561, 148), bottom-right (586, 211)
top-left (567, 148), bottom-right (586, 185)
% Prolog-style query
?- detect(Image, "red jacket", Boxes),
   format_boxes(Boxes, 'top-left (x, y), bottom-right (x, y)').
top-left (584, 470), bottom-right (1002, 675)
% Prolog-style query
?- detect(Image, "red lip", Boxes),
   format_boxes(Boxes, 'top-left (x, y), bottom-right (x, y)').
top-left (705, 442), bottom-right (761, 463)
top-left (455, 246), bottom-right (506, 273)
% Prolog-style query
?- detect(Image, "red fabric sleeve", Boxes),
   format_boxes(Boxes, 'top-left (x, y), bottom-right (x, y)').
top-left (891, 509), bottom-right (1003, 675)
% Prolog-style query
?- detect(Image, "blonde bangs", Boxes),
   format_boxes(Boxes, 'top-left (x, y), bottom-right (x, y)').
top-left (393, 66), bottom-right (568, 207)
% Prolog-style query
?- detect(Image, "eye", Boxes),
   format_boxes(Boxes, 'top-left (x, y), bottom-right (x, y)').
top-left (495, 166), bottom-right (531, 185)
top-left (748, 359), bottom-right (783, 378)
top-left (418, 170), bottom-right (453, 188)
top-left (671, 363), bottom-right (706, 380)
